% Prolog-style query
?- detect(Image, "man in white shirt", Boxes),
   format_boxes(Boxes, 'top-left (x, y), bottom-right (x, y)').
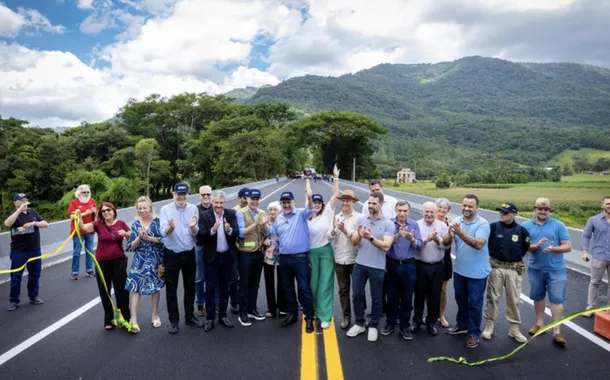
top-left (361, 180), bottom-right (397, 219)
top-left (330, 189), bottom-right (361, 329)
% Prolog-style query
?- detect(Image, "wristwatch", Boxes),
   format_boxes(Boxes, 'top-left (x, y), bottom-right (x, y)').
top-left (369, 236), bottom-right (374, 242)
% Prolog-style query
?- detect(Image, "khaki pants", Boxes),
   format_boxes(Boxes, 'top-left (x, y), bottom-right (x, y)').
top-left (588, 258), bottom-right (610, 308)
top-left (483, 267), bottom-right (522, 324)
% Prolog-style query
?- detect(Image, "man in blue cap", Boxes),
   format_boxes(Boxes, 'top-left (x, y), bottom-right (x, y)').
top-left (234, 188), bottom-right (250, 211)
top-left (159, 182), bottom-right (204, 333)
top-left (482, 202), bottom-right (530, 344)
top-left (269, 189), bottom-right (315, 333)
top-left (236, 188), bottom-right (268, 326)
top-left (4, 193), bottom-right (49, 311)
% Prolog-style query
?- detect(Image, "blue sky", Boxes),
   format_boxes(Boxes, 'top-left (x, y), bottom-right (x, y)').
top-left (0, 0), bottom-right (608, 128)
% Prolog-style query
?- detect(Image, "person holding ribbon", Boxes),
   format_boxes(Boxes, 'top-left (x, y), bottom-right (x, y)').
top-left (125, 196), bottom-right (165, 333)
top-left (78, 201), bottom-right (131, 330)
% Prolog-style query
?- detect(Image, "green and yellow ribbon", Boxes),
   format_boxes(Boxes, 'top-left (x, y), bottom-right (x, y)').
top-left (0, 231), bottom-right (76, 274)
top-left (72, 211), bottom-right (133, 331)
top-left (428, 304), bottom-right (610, 366)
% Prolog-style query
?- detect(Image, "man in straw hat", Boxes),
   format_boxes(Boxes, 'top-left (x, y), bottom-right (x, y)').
top-left (330, 189), bottom-right (361, 329)
top-left (523, 197), bottom-right (572, 346)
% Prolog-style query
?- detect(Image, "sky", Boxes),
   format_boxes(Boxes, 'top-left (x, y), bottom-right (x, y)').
top-left (0, 0), bottom-right (609, 128)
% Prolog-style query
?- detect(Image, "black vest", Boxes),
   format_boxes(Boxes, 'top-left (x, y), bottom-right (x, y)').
top-left (489, 222), bottom-right (524, 263)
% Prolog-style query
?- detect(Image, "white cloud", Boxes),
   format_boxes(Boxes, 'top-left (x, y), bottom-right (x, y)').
top-left (77, 0), bottom-right (95, 9)
top-left (0, 3), bottom-right (65, 37)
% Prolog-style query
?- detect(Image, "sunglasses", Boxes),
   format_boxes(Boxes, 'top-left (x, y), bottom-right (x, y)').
top-left (535, 207), bottom-right (551, 211)
top-left (82, 191), bottom-right (90, 194)
top-left (200, 193), bottom-right (211, 197)
top-left (101, 209), bottom-right (113, 213)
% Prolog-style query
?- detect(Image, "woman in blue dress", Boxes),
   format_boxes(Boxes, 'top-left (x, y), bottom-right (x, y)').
top-left (125, 196), bottom-right (165, 333)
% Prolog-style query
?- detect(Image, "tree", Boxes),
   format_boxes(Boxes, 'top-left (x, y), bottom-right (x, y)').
top-left (135, 138), bottom-right (160, 196)
top-left (435, 173), bottom-right (451, 189)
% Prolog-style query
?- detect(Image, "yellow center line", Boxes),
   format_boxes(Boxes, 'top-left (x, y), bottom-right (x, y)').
top-left (323, 322), bottom-right (345, 380)
top-left (301, 320), bottom-right (318, 380)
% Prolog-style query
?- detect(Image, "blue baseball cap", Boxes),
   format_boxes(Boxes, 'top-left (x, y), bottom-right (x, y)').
top-left (312, 194), bottom-right (324, 202)
top-left (173, 182), bottom-right (189, 194)
top-left (12, 193), bottom-right (28, 202)
top-left (280, 191), bottom-right (294, 201)
top-left (249, 188), bottom-right (261, 198)
top-left (238, 188), bottom-right (250, 198)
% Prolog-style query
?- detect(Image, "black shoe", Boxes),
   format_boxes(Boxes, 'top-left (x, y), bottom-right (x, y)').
top-left (401, 327), bottom-right (413, 340)
top-left (239, 313), bottom-right (252, 326)
top-left (29, 297), bottom-right (44, 305)
top-left (230, 304), bottom-right (239, 314)
top-left (219, 317), bottom-right (233, 328)
top-left (410, 324), bottom-right (421, 334)
top-left (427, 324), bottom-right (438, 336)
top-left (380, 324), bottom-right (396, 336)
top-left (204, 320), bottom-right (214, 332)
top-left (169, 323), bottom-right (180, 334)
top-left (185, 315), bottom-right (205, 328)
top-left (281, 314), bottom-right (298, 327)
top-left (306, 319), bottom-right (314, 333)
top-left (446, 326), bottom-right (468, 335)
top-left (248, 309), bottom-right (266, 321)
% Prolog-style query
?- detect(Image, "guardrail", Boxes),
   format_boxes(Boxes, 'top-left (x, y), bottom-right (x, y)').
top-left (0, 178), bottom-right (281, 259)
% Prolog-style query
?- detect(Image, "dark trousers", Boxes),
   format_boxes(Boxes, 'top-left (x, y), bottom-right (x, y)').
top-left (279, 253), bottom-right (314, 320)
top-left (238, 250), bottom-right (264, 313)
top-left (9, 249), bottom-right (42, 304)
top-left (385, 257), bottom-right (416, 328)
top-left (264, 263), bottom-right (286, 314)
top-left (205, 252), bottom-right (234, 320)
top-left (454, 272), bottom-right (487, 339)
top-left (335, 263), bottom-right (354, 317)
top-left (230, 251), bottom-right (240, 308)
top-left (96, 256), bottom-right (130, 325)
top-left (413, 260), bottom-right (445, 326)
top-left (352, 263), bottom-right (385, 328)
top-left (164, 248), bottom-right (196, 324)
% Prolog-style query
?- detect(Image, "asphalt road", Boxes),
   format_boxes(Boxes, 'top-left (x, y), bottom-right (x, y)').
top-left (0, 178), bottom-right (609, 380)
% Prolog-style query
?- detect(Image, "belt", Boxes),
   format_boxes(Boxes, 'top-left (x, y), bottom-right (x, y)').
top-left (417, 260), bottom-right (444, 266)
top-left (388, 256), bottom-right (415, 265)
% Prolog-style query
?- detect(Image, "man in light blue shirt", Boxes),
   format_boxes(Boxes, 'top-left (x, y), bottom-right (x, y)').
top-left (159, 182), bottom-right (203, 333)
top-left (269, 190), bottom-right (315, 333)
top-left (446, 194), bottom-right (491, 349)
top-left (582, 196), bottom-right (610, 316)
top-left (523, 197), bottom-right (571, 346)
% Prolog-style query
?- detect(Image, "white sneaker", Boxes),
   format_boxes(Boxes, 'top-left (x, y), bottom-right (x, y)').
top-left (347, 324), bottom-right (366, 338)
top-left (368, 327), bottom-right (378, 342)
top-left (583, 305), bottom-right (595, 318)
top-left (321, 321), bottom-right (330, 329)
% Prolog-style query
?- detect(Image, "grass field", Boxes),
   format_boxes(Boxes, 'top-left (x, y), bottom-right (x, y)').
top-left (546, 148), bottom-right (610, 167)
top-left (385, 174), bottom-right (609, 228)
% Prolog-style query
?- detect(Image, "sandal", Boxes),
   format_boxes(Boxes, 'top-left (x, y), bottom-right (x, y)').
top-left (265, 311), bottom-right (275, 318)
top-left (439, 316), bottom-right (449, 328)
top-left (71, 275), bottom-right (79, 280)
top-left (105, 324), bottom-right (115, 331)
top-left (130, 323), bottom-right (141, 334)
top-left (152, 317), bottom-right (162, 328)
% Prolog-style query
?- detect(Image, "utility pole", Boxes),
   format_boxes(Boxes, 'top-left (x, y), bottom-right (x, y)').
top-left (352, 157), bottom-right (356, 182)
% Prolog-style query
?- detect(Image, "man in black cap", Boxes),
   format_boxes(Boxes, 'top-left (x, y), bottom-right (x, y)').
top-left (159, 182), bottom-right (204, 333)
top-left (4, 193), bottom-right (48, 311)
top-left (229, 187), bottom-right (250, 313)
top-left (481, 202), bottom-right (530, 343)
top-left (268, 189), bottom-right (315, 333)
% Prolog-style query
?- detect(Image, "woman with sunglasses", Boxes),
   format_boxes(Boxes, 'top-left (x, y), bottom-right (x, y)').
top-left (79, 201), bottom-right (131, 331)
top-left (125, 196), bottom-right (165, 333)
top-left (307, 164), bottom-right (339, 329)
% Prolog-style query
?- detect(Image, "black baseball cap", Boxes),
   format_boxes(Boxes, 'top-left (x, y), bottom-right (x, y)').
top-left (249, 188), bottom-right (261, 198)
top-left (312, 194), bottom-right (324, 202)
top-left (496, 202), bottom-right (518, 214)
top-left (238, 188), bottom-right (250, 198)
top-left (280, 191), bottom-right (294, 201)
top-left (173, 182), bottom-right (189, 194)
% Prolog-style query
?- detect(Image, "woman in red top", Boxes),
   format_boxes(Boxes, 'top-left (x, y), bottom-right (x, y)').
top-left (79, 201), bottom-right (131, 330)
top-left (68, 185), bottom-right (97, 280)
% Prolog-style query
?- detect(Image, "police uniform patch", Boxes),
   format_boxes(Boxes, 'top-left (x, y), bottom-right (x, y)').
top-left (512, 234), bottom-right (519, 242)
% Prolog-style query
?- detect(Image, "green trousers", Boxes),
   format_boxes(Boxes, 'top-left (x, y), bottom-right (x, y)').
top-left (309, 243), bottom-right (335, 322)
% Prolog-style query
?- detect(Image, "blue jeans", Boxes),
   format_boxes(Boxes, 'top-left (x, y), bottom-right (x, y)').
top-left (528, 267), bottom-right (567, 304)
top-left (195, 246), bottom-right (220, 307)
top-left (71, 234), bottom-right (94, 275)
top-left (10, 250), bottom-right (42, 304)
top-left (454, 272), bottom-right (487, 339)
top-left (385, 258), bottom-right (416, 328)
top-left (279, 253), bottom-right (314, 320)
top-left (352, 263), bottom-right (385, 328)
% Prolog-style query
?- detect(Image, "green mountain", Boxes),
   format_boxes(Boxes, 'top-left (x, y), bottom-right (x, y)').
top-left (247, 56), bottom-right (610, 179)
top-left (225, 85), bottom-right (270, 103)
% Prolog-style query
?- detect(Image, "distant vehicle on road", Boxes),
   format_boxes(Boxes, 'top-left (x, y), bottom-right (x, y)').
top-left (291, 170), bottom-right (302, 179)
top-left (303, 168), bottom-right (316, 179)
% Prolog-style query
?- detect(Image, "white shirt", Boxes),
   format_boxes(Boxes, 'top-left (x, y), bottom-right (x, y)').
top-left (361, 193), bottom-right (397, 219)
top-left (330, 210), bottom-right (361, 265)
top-left (308, 206), bottom-right (335, 250)
top-left (416, 219), bottom-right (449, 263)
top-left (210, 211), bottom-right (230, 252)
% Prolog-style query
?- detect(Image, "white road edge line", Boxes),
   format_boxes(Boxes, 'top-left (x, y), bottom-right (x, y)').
top-left (0, 180), bottom-right (295, 367)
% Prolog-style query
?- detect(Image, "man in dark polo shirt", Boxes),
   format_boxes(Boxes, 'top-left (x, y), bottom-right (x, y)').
top-left (4, 193), bottom-right (49, 311)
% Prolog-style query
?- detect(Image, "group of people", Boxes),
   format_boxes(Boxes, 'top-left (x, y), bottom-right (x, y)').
top-left (4, 178), bottom-right (610, 350)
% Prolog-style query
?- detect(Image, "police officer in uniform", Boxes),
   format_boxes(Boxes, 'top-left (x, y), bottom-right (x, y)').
top-left (481, 202), bottom-right (530, 343)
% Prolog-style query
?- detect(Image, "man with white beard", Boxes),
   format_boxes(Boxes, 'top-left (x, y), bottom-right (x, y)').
top-left (68, 184), bottom-right (97, 280)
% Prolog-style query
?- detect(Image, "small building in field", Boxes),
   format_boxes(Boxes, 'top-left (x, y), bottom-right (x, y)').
top-left (396, 168), bottom-right (416, 183)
